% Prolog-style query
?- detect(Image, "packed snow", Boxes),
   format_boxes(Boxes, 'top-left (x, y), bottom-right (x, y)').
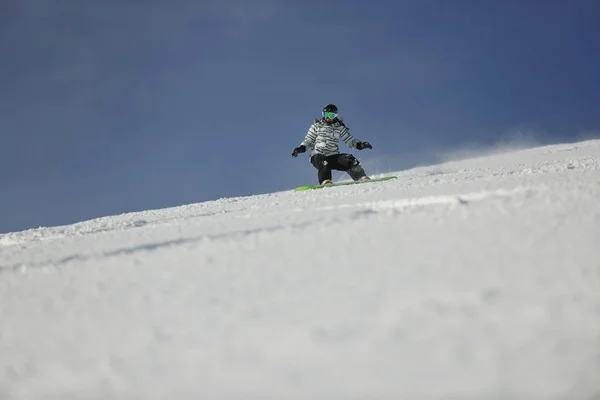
top-left (1, 140), bottom-right (599, 399)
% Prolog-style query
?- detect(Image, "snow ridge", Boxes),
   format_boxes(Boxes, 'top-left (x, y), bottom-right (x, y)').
top-left (1, 140), bottom-right (599, 399)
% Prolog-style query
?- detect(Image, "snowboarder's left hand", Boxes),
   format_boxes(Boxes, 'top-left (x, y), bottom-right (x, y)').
top-left (356, 141), bottom-right (372, 150)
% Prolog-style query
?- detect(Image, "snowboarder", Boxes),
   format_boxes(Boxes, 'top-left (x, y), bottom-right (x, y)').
top-left (291, 104), bottom-right (373, 185)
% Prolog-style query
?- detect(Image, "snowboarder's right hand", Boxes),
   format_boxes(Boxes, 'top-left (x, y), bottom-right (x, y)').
top-left (292, 145), bottom-right (306, 157)
top-left (356, 141), bottom-right (372, 150)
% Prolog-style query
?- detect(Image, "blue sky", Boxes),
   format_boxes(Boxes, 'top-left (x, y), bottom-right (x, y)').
top-left (1, 0), bottom-right (599, 233)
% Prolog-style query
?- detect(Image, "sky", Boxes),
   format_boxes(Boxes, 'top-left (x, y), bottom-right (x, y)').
top-left (1, 0), bottom-right (599, 234)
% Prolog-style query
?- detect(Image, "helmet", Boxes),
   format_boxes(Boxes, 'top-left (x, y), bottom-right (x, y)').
top-left (322, 104), bottom-right (338, 119)
top-left (323, 104), bottom-right (338, 113)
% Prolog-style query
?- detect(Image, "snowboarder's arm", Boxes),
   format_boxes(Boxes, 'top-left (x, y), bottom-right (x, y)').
top-left (300, 123), bottom-right (318, 149)
top-left (338, 124), bottom-right (372, 150)
top-left (338, 124), bottom-right (359, 149)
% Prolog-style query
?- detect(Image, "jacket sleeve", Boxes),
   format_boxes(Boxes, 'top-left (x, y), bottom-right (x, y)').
top-left (300, 123), bottom-right (318, 149)
top-left (338, 124), bottom-right (359, 149)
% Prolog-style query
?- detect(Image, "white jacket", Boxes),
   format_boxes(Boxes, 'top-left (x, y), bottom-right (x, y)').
top-left (300, 118), bottom-right (359, 156)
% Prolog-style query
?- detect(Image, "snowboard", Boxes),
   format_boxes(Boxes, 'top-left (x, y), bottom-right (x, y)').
top-left (294, 176), bottom-right (397, 192)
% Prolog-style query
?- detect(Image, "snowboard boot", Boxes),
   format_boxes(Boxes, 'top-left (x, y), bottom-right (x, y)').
top-left (347, 165), bottom-right (369, 181)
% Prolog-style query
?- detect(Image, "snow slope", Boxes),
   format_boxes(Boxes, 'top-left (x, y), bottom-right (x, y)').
top-left (1, 140), bottom-right (600, 400)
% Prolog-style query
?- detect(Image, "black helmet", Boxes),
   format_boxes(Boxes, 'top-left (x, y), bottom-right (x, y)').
top-left (323, 104), bottom-right (338, 113)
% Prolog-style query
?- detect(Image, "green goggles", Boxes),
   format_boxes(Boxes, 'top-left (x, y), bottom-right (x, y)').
top-left (322, 111), bottom-right (338, 119)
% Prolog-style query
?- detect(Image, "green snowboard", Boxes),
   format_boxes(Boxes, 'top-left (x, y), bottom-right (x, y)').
top-left (294, 176), bottom-right (397, 192)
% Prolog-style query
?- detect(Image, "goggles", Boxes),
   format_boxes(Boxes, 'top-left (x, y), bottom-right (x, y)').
top-left (322, 111), bottom-right (338, 119)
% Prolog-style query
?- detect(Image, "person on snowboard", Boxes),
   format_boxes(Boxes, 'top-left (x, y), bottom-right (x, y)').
top-left (291, 104), bottom-right (373, 185)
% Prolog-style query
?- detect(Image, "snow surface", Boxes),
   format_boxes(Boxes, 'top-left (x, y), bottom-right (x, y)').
top-left (1, 140), bottom-right (600, 400)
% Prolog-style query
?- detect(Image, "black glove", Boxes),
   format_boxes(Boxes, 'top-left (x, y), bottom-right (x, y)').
top-left (292, 145), bottom-right (306, 157)
top-left (356, 141), bottom-right (372, 150)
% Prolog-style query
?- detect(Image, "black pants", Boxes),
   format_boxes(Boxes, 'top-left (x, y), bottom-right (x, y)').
top-left (310, 153), bottom-right (367, 184)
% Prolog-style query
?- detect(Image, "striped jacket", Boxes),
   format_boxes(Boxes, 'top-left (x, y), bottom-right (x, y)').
top-left (300, 118), bottom-right (360, 156)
